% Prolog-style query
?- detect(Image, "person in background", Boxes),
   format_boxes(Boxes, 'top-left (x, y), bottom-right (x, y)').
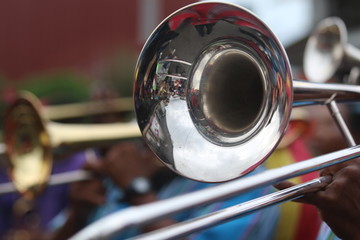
top-left (0, 77), bottom-right (92, 240)
top-left (47, 104), bottom-right (321, 240)
top-left (48, 139), bottom-right (280, 240)
top-left (0, 151), bottom-right (90, 240)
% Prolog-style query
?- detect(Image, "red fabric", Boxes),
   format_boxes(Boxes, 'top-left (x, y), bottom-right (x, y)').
top-left (290, 139), bottom-right (322, 240)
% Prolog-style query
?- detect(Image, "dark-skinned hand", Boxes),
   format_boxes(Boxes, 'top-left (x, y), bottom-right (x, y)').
top-left (275, 158), bottom-right (360, 240)
top-left (68, 161), bottom-right (106, 216)
top-left (100, 142), bottom-right (161, 189)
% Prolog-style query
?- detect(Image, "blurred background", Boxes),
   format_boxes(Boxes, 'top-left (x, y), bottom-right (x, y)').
top-left (1, 0), bottom-right (360, 239)
top-left (1, 0), bottom-right (360, 111)
top-left (0, 0), bottom-right (195, 112)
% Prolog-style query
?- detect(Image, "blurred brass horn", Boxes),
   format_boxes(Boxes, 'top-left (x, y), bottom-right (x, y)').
top-left (304, 17), bottom-right (360, 83)
top-left (3, 91), bottom-right (141, 199)
top-left (43, 96), bottom-right (133, 120)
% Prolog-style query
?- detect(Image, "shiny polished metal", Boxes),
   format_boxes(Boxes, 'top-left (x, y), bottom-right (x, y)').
top-left (0, 169), bottom-right (92, 195)
top-left (135, 176), bottom-right (331, 240)
top-left (70, 146), bottom-right (360, 240)
top-left (3, 91), bottom-right (141, 199)
top-left (71, 2), bottom-right (360, 239)
top-left (304, 17), bottom-right (360, 83)
top-left (134, 2), bottom-right (360, 183)
top-left (43, 97), bottom-right (133, 120)
top-left (134, 1), bottom-right (293, 182)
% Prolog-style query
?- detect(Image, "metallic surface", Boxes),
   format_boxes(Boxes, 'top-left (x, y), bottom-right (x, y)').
top-left (4, 92), bottom-right (52, 199)
top-left (0, 169), bottom-right (92, 195)
top-left (3, 92), bottom-right (141, 199)
top-left (134, 1), bottom-right (293, 182)
top-left (304, 17), bottom-right (360, 83)
top-left (135, 176), bottom-right (331, 240)
top-left (70, 145), bottom-right (360, 240)
top-left (70, 2), bottom-right (360, 239)
top-left (43, 97), bottom-right (133, 120)
top-left (326, 100), bottom-right (356, 147)
top-left (134, 1), bottom-right (360, 183)
top-left (292, 80), bottom-right (360, 106)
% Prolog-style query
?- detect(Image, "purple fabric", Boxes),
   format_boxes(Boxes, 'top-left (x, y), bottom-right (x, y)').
top-left (0, 151), bottom-right (88, 236)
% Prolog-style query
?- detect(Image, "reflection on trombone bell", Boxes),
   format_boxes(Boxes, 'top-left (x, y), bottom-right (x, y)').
top-left (3, 91), bottom-right (141, 199)
top-left (304, 17), bottom-right (360, 83)
top-left (134, 4), bottom-right (360, 183)
top-left (71, 2), bottom-right (360, 239)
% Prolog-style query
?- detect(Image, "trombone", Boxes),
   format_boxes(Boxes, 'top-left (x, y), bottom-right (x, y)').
top-left (71, 2), bottom-right (360, 239)
top-left (2, 91), bottom-right (141, 199)
top-left (304, 16), bottom-right (360, 83)
top-left (43, 97), bottom-right (133, 120)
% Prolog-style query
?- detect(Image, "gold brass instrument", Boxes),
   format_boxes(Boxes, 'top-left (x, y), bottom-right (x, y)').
top-left (70, 2), bottom-right (360, 239)
top-left (304, 17), bottom-right (360, 83)
top-left (43, 97), bottom-right (133, 120)
top-left (3, 91), bottom-right (141, 199)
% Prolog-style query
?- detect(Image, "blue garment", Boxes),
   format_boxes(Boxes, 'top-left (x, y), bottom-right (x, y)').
top-left (317, 223), bottom-right (340, 240)
top-left (158, 174), bottom-right (279, 240)
top-left (87, 166), bottom-right (279, 240)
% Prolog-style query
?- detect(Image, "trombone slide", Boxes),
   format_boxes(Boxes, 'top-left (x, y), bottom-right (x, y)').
top-left (43, 97), bottom-right (133, 120)
top-left (70, 145), bottom-right (360, 240)
top-left (0, 169), bottom-right (92, 195)
top-left (135, 176), bottom-right (330, 240)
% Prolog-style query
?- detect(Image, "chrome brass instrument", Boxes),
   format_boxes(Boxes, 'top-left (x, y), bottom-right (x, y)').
top-left (3, 91), bottom-right (141, 199)
top-left (133, 4), bottom-right (360, 183)
top-left (71, 2), bottom-right (360, 239)
top-left (304, 17), bottom-right (360, 83)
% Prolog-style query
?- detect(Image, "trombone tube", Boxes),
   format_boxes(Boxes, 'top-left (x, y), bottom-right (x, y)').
top-left (43, 97), bottom-right (133, 120)
top-left (0, 181), bottom-right (16, 195)
top-left (344, 44), bottom-right (360, 67)
top-left (134, 176), bottom-right (331, 240)
top-left (326, 100), bottom-right (356, 147)
top-left (70, 145), bottom-right (360, 240)
top-left (0, 169), bottom-right (92, 195)
top-left (48, 121), bottom-right (141, 147)
top-left (293, 80), bottom-right (360, 106)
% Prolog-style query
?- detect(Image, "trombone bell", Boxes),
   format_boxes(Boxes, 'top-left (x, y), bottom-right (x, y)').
top-left (4, 92), bottom-right (141, 199)
top-left (304, 17), bottom-right (347, 83)
top-left (4, 92), bottom-right (52, 199)
top-left (304, 17), bottom-right (360, 83)
top-left (134, 2), bottom-right (293, 182)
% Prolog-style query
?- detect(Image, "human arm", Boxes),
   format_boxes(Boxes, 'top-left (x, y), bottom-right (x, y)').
top-left (50, 162), bottom-right (106, 240)
top-left (276, 158), bottom-right (360, 240)
top-left (100, 141), bottom-right (176, 231)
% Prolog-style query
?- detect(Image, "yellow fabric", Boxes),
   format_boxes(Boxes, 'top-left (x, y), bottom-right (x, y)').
top-left (265, 148), bottom-right (302, 240)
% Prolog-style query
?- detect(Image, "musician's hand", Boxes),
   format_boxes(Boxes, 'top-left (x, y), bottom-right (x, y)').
top-left (49, 162), bottom-right (106, 240)
top-left (276, 158), bottom-right (360, 240)
top-left (101, 142), bottom-right (160, 189)
top-left (68, 161), bottom-right (106, 215)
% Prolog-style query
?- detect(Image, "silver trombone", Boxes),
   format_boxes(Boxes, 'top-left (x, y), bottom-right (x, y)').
top-left (304, 17), bottom-right (360, 83)
top-left (72, 2), bottom-right (360, 239)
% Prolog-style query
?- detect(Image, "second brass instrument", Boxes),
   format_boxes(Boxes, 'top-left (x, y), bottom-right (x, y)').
top-left (3, 92), bottom-right (141, 199)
